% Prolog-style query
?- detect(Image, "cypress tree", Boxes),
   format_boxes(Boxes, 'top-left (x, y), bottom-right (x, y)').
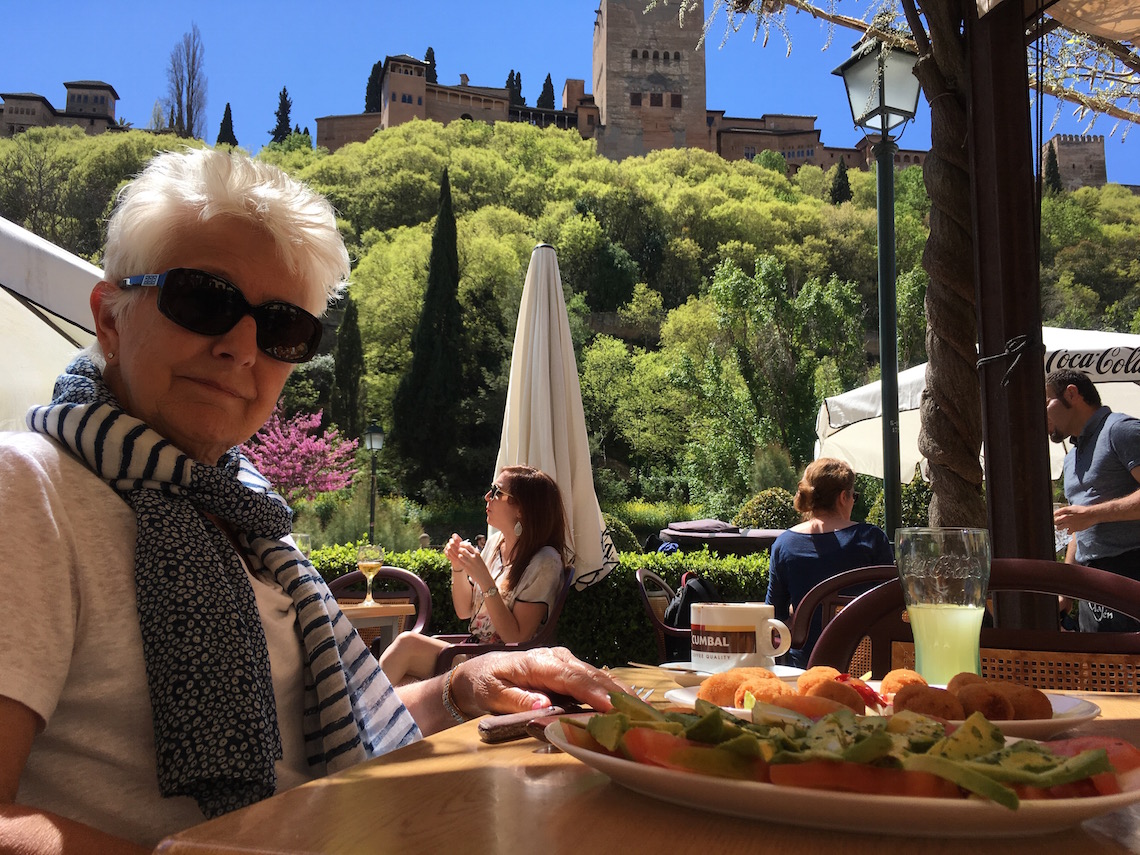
top-left (269, 86), bottom-right (292, 143)
top-left (216, 103), bottom-right (238, 146)
top-left (424, 47), bottom-right (438, 84)
top-left (365, 60), bottom-right (383, 112)
top-left (513, 71), bottom-right (525, 106)
top-left (390, 169), bottom-right (465, 495)
top-left (1044, 143), bottom-right (1064, 194)
top-left (829, 157), bottom-right (853, 205)
top-left (537, 73), bottom-right (556, 109)
top-left (331, 296), bottom-right (364, 441)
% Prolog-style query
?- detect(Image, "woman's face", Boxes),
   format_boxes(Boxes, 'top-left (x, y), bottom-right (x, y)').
top-left (485, 479), bottom-right (518, 534)
top-left (93, 217), bottom-right (325, 464)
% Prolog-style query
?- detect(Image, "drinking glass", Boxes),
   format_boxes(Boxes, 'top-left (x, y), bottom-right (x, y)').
top-left (896, 527), bottom-right (991, 685)
top-left (356, 543), bottom-right (384, 606)
top-left (1053, 503), bottom-right (1072, 554)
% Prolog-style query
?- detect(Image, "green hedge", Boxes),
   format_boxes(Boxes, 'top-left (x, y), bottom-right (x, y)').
top-left (312, 544), bottom-right (771, 667)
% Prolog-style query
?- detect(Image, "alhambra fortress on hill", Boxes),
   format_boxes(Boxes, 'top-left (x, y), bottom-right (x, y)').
top-left (0, 0), bottom-right (1114, 191)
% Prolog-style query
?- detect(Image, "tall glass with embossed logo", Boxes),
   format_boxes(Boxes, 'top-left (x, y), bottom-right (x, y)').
top-left (896, 527), bottom-right (991, 685)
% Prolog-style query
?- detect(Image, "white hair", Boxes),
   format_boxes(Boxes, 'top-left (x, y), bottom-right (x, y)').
top-left (100, 147), bottom-right (349, 321)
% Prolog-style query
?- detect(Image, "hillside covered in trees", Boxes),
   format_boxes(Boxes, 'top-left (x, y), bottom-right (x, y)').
top-left (3, 122), bottom-right (1139, 516)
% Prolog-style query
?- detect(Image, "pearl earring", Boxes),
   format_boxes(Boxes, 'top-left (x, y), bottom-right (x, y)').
top-left (514, 520), bottom-right (523, 537)
top-left (106, 351), bottom-right (115, 360)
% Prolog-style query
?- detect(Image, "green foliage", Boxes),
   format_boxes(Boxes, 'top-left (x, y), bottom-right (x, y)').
top-left (829, 158), bottom-right (852, 205)
top-left (365, 61), bottom-right (383, 113)
top-left (538, 74), bottom-right (556, 110)
top-left (269, 86), bottom-right (292, 144)
top-left (732, 487), bottom-right (798, 529)
top-left (896, 266), bottom-right (929, 367)
top-left (1044, 143), bottom-right (1063, 195)
top-left (603, 513), bottom-right (640, 553)
top-left (216, 103), bottom-right (238, 147)
top-left (294, 486), bottom-right (426, 552)
top-left (280, 353), bottom-right (334, 416)
top-left (757, 149), bottom-right (788, 174)
top-left (391, 168), bottom-right (466, 497)
top-left (331, 296), bottom-right (364, 439)
top-left (749, 444), bottom-right (798, 494)
top-left (606, 499), bottom-right (703, 544)
top-left (865, 474), bottom-right (933, 529)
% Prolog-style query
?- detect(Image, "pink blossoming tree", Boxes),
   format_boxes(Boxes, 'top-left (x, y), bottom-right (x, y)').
top-left (242, 406), bottom-right (359, 504)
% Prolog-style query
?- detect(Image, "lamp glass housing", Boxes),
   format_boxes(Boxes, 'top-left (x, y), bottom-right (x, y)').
top-left (833, 38), bottom-right (921, 134)
top-left (363, 424), bottom-right (385, 452)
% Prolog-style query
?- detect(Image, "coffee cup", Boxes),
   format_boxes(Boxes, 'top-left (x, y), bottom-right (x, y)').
top-left (689, 602), bottom-right (791, 673)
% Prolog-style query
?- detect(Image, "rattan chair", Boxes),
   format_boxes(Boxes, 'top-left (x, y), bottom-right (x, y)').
top-left (635, 568), bottom-right (691, 664)
top-left (788, 564), bottom-right (899, 677)
top-left (432, 565), bottom-right (575, 674)
top-left (328, 566), bottom-right (432, 654)
top-left (809, 558), bottom-right (1140, 691)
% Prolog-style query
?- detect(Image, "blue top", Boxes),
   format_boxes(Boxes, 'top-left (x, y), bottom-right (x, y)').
top-left (1064, 407), bottom-right (1140, 563)
top-left (765, 522), bottom-right (894, 668)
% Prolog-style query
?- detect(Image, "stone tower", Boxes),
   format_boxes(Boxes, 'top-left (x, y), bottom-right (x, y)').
top-left (1044, 134), bottom-right (1108, 191)
top-left (592, 0), bottom-right (710, 159)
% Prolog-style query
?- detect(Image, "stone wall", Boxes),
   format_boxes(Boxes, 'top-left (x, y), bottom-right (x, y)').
top-left (1046, 134), bottom-right (1108, 191)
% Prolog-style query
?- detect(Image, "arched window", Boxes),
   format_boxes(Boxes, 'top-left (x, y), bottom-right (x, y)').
top-left (631, 49), bottom-right (638, 58)
top-left (642, 50), bottom-right (649, 59)
top-left (653, 51), bottom-right (659, 59)
top-left (673, 51), bottom-right (681, 61)
top-left (664, 52), bottom-right (670, 64)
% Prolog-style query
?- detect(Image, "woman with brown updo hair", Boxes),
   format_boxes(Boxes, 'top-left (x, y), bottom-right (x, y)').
top-left (764, 458), bottom-right (893, 668)
top-left (379, 465), bottom-right (570, 683)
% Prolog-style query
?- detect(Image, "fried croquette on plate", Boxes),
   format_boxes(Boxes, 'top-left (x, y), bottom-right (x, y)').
top-left (956, 682), bottom-right (1016, 721)
top-left (946, 672), bottom-right (987, 694)
top-left (989, 682), bottom-right (1054, 720)
top-left (696, 667), bottom-right (779, 707)
top-left (880, 668), bottom-right (926, 696)
top-left (804, 677), bottom-right (865, 713)
top-left (733, 676), bottom-right (795, 709)
top-left (891, 684), bottom-right (966, 720)
top-left (796, 665), bottom-right (841, 695)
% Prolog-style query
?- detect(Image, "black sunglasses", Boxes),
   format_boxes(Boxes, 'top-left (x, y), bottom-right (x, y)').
top-left (119, 268), bottom-right (323, 363)
top-left (487, 483), bottom-right (511, 500)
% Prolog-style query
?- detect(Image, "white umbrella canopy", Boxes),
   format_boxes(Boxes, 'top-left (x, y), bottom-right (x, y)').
top-left (495, 244), bottom-right (618, 590)
top-left (816, 326), bottom-right (1140, 482)
top-left (0, 216), bottom-right (99, 431)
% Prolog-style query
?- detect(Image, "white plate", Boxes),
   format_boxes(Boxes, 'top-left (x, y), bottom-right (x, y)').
top-left (663, 686), bottom-right (1102, 740)
top-left (658, 662), bottom-right (804, 688)
top-left (546, 720), bottom-right (1140, 836)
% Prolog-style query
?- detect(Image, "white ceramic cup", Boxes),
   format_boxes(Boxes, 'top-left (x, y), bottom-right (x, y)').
top-left (689, 602), bottom-right (791, 673)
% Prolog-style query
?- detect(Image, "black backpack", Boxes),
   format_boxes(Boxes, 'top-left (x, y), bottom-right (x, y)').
top-left (663, 573), bottom-right (719, 660)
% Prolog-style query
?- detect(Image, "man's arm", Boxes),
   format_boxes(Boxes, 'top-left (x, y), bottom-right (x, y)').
top-left (0, 695), bottom-right (147, 855)
top-left (1053, 466), bottom-right (1140, 533)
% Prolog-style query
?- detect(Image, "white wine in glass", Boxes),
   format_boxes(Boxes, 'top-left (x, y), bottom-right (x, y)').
top-left (356, 543), bottom-right (384, 606)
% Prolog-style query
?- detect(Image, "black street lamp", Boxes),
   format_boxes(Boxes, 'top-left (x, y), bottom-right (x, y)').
top-left (833, 33), bottom-right (922, 543)
top-left (363, 423), bottom-right (384, 544)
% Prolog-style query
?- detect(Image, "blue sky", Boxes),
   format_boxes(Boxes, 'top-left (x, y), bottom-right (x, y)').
top-left (7, 0), bottom-right (1138, 184)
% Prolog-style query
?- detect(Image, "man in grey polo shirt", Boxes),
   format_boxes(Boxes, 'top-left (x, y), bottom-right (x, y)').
top-left (1046, 368), bottom-right (1140, 631)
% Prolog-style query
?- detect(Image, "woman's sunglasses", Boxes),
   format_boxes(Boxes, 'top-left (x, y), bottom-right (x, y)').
top-left (119, 268), bottom-right (323, 363)
top-left (487, 483), bottom-right (511, 501)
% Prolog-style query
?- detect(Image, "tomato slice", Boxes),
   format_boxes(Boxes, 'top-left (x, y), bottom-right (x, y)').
top-left (769, 759), bottom-right (961, 799)
top-left (1044, 736), bottom-right (1140, 794)
top-left (621, 727), bottom-right (769, 782)
top-left (559, 720), bottom-right (612, 754)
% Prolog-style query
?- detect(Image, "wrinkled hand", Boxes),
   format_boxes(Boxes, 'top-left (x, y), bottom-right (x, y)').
top-left (1054, 503), bottom-right (1094, 534)
top-left (451, 647), bottom-right (626, 716)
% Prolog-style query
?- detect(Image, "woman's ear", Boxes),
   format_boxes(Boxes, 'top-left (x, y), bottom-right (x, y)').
top-left (90, 281), bottom-right (122, 361)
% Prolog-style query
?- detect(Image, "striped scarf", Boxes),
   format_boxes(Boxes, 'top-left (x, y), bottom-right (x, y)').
top-left (28, 356), bottom-right (419, 818)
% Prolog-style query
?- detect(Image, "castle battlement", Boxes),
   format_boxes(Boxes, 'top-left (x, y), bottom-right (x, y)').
top-left (1055, 134), bottom-right (1105, 145)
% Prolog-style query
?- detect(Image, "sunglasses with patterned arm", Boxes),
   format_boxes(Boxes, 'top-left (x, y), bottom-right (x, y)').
top-left (119, 267), bottom-right (323, 363)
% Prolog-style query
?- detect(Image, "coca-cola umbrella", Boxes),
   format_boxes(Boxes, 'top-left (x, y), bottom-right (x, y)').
top-left (494, 244), bottom-right (618, 589)
top-left (816, 326), bottom-right (1140, 481)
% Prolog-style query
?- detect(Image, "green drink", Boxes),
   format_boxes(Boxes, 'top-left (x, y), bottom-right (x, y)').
top-left (906, 603), bottom-right (986, 684)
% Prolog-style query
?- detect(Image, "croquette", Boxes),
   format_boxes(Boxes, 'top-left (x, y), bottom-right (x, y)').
top-left (804, 677), bottom-right (865, 713)
top-left (796, 665), bottom-right (842, 695)
top-left (989, 682), bottom-right (1053, 720)
top-left (696, 666), bottom-right (779, 707)
top-left (880, 668), bottom-right (927, 696)
top-left (891, 684), bottom-right (966, 720)
top-left (956, 683), bottom-right (1015, 721)
top-left (733, 676), bottom-right (795, 709)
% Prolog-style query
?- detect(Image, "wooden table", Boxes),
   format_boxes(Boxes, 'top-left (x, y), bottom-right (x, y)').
top-left (156, 667), bottom-right (1140, 855)
top-left (338, 601), bottom-right (415, 655)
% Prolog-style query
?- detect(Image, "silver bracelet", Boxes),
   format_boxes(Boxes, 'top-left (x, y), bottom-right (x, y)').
top-left (442, 665), bottom-right (472, 723)
top-left (483, 584), bottom-right (500, 598)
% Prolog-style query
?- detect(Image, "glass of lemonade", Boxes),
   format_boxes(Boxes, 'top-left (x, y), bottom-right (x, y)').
top-left (896, 527), bottom-right (991, 685)
top-left (356, 543), bottom-right (384, 606)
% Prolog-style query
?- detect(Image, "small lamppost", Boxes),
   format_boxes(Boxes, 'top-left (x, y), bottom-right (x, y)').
top-left (833, 32), bottom-right (922, 543)
top-left (363, 423), bottom-right (384, 544)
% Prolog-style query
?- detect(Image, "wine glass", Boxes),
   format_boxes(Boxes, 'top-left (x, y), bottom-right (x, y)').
top-left (356, 543), bottom-right (384, 606)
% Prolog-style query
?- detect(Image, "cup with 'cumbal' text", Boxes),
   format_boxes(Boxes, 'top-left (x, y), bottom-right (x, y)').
top-left (689, 602), bottom-right (791, 673)
top-left (896, 527), bottom-right (991, 685)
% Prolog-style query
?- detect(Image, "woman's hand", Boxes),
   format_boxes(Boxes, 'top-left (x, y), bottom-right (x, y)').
top-left (450, 647), bottom-right (626, 716)
top-left (446, 537), bottom-right (494, 590)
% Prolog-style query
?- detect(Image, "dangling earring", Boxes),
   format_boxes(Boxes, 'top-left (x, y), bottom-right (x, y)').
top-left (514, 519), bottom-right (523, 537)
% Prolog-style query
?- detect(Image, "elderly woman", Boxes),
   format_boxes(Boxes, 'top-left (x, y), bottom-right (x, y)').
top-left (765, 458), bottom-right (894, 668)
top-left (0, 148), bottom-right (621, 854)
